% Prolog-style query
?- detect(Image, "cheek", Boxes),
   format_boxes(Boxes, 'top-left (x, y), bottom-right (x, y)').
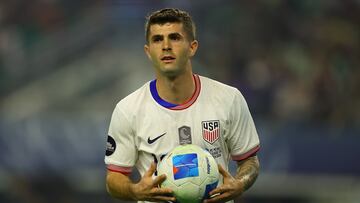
top-left (150, 52), bottom-right (162, 66)
top-left (148, 51), bottom-right (158, 61)
top-left (179, 48), bottom-right (191, 60)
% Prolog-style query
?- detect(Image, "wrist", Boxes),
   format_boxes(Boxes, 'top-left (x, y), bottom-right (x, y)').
top-left (235, 177), bottom-right (246, 194)
top-left (129, 183), bottom-right (139, 200)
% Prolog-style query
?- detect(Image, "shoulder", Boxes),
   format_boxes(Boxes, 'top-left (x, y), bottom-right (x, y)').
top-left (114, 81), bottom-right (151, 113)
top-left (198, 75), bottom-right (249, 111)
top-left (199, 75), bottom-right (242, 99)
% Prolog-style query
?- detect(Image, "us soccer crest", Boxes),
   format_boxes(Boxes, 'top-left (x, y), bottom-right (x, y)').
top-left (202, 120), bottom-right (220, 144)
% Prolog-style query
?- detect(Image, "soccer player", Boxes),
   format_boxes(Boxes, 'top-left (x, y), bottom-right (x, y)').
top-left (105, 8), bottom-right (260, 203)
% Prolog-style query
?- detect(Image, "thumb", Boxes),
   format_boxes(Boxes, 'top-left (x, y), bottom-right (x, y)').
top-left (218, 164), bottom-right (231, 178)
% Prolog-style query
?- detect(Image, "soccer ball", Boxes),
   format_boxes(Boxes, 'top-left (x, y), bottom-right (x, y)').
top-left (158, 144), bottom-right (219, 203)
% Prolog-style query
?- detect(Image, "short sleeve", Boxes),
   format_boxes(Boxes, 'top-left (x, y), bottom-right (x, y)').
top-left (104, 104), bottom-right (137, 174)
top-left (227, 90), bottom-right (260, 161)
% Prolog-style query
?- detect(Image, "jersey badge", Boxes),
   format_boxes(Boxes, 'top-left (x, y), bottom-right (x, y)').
top-left (202, 120), bottom-right (220, 144)
top-left (178, 126), bottom-right (192, 145)
top-left (106, 135), bottom-right (116, 156)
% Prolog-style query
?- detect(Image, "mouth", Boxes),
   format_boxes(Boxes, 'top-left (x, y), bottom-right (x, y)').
top-left (161, 56), bottom-right (176, 63)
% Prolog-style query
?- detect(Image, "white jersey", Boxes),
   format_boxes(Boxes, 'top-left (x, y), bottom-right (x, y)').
top-left (105, 75), bottom-right (260, 203)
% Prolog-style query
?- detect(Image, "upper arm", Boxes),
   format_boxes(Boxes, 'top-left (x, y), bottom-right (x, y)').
top-left (105, 105), bottom-right (137, 169)
top-left (227, 90), bottom-right (260, 160)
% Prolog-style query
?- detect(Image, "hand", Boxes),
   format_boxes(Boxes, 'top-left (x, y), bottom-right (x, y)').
top-left (131, 162), bottom-right (176, 202)
top-left (204, 165), bottom-right (244, 203)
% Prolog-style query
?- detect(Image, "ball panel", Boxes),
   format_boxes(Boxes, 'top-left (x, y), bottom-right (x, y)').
top-left (173, 153), bottom-right (199, 180)
top-left (158, 144), bottom-right (220, 203)
top-left (203, 180), bottom-right (219, 199)
top-left (177, 182), bottom-right (202, 203)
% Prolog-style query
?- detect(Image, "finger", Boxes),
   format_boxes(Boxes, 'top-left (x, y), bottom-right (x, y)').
top-left (205, 192), bottom-right (231, 203)
top-left (151, 187), bottom-right (174, 195)
top-left (208, 186), bottom-right (222, 196)
top-left (149, 187), bottom-right (175, 201)
top-left (218, 164), bottom-right (231, 178)
top-left (153, 174), bottom-right (167, 186)
top-left (209, 186), bottom-right (231, 196)
top-left (150, 195), bottom-right (176, 202)
top-left (209, 185), bottom-right (233, 196)
top-left (144, 162), bottom-right (156, 177)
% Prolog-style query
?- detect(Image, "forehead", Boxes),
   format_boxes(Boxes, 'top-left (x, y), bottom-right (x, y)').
top-left (148, 22), bottom-right (185, 36)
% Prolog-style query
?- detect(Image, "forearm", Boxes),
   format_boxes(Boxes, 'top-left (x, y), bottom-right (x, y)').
top-left (235, 155), bottom-right (260, 192)
top-left (106, 171), bottom-right (137, 200)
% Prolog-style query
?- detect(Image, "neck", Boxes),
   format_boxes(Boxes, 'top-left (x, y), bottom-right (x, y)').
top-left (156, 71), bottom-right (195, 105)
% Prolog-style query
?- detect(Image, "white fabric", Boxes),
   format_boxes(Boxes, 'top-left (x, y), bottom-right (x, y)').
top-left (105, 75), bottom-right (260, 203)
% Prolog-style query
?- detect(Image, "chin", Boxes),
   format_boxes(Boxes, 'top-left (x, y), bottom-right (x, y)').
top-left (161, 68), bottom-right (183, 78)
top-left (160, 65), bottom-right (178, 74)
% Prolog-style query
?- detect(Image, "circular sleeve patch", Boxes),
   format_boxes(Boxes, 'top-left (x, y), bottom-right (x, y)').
top-left (106, 135), bottom-right (116, 156)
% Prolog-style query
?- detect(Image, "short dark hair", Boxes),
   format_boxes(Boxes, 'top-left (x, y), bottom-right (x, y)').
top-left (145, 8), bottom-right (196, 43)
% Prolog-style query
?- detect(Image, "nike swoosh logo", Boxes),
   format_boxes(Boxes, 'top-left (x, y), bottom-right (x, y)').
top-left (147, 133), bottom-right (166, 144)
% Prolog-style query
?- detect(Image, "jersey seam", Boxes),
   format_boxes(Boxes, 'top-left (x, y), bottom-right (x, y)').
top-left (231, 144), bottom-right (260, 157)
top-left (225, 88), bottom-right (239, 141)
top-left (149, 74), bottom-right (201, 111)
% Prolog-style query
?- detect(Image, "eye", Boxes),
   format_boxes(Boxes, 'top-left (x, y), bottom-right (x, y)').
top-left (169, 33), bottom-right (182, 41)
top-left (171, 36), bottom-right (180, 41)
top-left (152, 36), bottom-right (163, 43)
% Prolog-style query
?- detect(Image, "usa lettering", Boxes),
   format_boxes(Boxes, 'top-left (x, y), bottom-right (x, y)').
top-left (203, 122), bottom-right (219, 131)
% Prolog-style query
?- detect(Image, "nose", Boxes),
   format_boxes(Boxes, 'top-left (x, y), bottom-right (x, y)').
top-left (162, 38), bottom-right (172, 51)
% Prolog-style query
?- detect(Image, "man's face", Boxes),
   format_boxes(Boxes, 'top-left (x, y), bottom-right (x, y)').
top-left (144, 22), bottom-right (198, 77)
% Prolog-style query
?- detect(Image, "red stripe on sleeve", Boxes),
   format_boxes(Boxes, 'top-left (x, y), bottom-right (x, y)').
top-left (107, 164), bottom-right (132, 176)
top-left (231, 145), bottom-right (260, 161)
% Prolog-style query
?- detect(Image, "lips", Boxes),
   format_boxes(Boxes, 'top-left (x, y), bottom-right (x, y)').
top-left (161, 56), bottom-right (176, 62)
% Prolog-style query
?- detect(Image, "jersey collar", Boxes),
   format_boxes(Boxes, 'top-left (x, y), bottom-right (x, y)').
top-left (150, 74), bottom-right (201, 110)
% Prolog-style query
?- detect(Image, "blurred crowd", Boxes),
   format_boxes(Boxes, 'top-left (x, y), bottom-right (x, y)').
top-left (0, 1), bottom-right (359, 203)
top-left (0, 0), bottom-right (102, 97)
top-left (1, 0), bottom-right (359, 129)
top-left (192, 0), bottom-right (360, 129)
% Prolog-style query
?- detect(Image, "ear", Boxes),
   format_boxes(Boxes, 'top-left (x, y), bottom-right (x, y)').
top-left (144, 44), bottom-right (152, 60)
top-left (189, 40), bottom-right (198, 57)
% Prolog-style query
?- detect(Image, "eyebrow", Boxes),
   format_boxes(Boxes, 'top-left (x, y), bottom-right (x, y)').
top-left (169, 33), bottom-right (182, 39)
top-left (150, 32), bottom-right (184, 41)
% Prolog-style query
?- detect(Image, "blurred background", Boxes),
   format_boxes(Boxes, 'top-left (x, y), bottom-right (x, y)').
top-left (0, 0), bottom-right (359, 203)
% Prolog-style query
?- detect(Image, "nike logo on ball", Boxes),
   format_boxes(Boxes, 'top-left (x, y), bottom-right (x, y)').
top-left (147, 133), bottom-right (166, 144)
